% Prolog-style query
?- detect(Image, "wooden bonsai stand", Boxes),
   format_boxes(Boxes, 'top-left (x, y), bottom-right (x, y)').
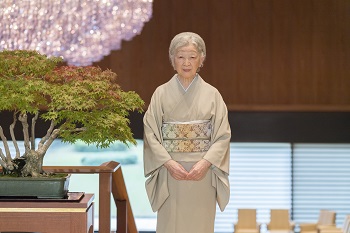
top-left (0, 161), bottom-right (137, 233)
top-left (0, 193), bottom-right (94, 233)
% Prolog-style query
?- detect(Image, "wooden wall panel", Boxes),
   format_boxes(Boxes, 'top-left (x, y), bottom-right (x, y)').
top-left (95, 0), bottom-right (350, 111)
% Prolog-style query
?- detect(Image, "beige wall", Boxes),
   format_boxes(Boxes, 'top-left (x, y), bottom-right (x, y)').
top-left (95, 0), bottom-right (350, 111)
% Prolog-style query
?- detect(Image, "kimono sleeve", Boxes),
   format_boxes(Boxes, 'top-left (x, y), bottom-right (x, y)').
top-left (203, 91), bottom-right (231, 211)
top-left (143, 89), bottom-right (172, 177)
top-left (203, 91), bottom-right (231, 175)
top-left (143, 90), bottom-right (172, 211)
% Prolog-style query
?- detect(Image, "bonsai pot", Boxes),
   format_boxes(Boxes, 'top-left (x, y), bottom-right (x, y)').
top-left (0, 174), bottom-right (70, 199)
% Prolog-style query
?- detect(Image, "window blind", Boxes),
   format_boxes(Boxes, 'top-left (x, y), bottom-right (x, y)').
top-left (215, 143), bottom-right (292, 233)
top-left (293, 144), bottom-right (350, 227)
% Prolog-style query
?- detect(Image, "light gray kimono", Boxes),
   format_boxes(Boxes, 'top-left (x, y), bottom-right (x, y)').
top-left (143, 74), bottom-right (231, 233)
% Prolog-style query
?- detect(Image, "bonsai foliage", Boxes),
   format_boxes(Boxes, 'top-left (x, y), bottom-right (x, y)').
top-left (0, 50), bottom-right (144, 177)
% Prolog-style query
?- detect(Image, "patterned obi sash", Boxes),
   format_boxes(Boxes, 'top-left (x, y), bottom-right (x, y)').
top-left (161, 120), bottom-right (212, 153)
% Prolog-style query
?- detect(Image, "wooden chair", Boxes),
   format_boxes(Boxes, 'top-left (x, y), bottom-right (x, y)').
top-left (234, 209), bottom-right (260, 233)
top-left (299, 210), bottom-right (337, 233)
top-left (267, 209), bottom-right (295, 233)
top-left (319, 215), bottom-right (350, 233)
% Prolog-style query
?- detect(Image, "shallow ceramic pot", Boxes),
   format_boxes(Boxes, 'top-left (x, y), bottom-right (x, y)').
top-left (0, 174), bottom-right (70, 199)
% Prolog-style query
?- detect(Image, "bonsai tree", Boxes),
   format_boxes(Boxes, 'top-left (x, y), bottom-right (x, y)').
top-left (0, 50), bottom-right (144, 177)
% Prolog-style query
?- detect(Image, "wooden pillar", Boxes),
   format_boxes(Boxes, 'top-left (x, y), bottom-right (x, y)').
top-left (99, 172), bottom-right (112, 233)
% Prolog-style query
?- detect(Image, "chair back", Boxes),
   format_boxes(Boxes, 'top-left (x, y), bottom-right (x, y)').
top-left (318, 210), bottom-right (336, 225)
top-left (269, 209), bottom-right (291, 230)
top-left (236, 209), bottom-right (257, 229)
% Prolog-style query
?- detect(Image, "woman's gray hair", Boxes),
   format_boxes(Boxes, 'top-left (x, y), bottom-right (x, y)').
top-left (169, 32), bottom-right (206, 69)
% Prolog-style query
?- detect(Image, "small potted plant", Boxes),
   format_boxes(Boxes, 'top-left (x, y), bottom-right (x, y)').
top-left (0, 50), bottom-right (144, 198)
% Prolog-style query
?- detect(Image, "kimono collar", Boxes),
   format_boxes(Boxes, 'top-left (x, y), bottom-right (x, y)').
top-left (176, 74), bottom-right (198, 92)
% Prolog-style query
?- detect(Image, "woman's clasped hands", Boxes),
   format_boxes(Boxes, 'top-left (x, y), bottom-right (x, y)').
top-left (164, 159), bottom-right (211, 181)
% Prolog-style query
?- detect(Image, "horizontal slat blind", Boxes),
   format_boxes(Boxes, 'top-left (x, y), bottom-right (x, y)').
top-left (215, 143), bottom-right (292, 233)
top-left (293, 144), bottom-right (350, 227)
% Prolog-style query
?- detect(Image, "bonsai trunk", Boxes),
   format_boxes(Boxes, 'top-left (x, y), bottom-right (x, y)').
top-left (0, 113), bottom-right (59, 177)
top-left (22, 150), bottom-right (45, 177)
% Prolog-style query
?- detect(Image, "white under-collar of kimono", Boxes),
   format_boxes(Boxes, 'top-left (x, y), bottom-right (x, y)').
top-left (176, 74), bottom-right (198, 92)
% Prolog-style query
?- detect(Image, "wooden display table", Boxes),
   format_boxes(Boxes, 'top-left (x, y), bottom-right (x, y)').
top-left (0, 193), bottom-right (94, 233)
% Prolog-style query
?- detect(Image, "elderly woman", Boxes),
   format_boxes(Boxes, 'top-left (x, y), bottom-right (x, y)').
top-left (143, 32), bottom-right (231, 233)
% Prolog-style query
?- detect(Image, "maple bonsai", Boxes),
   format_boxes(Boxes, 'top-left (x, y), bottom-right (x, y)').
top-left (0, 50), bottom-right (144, 177)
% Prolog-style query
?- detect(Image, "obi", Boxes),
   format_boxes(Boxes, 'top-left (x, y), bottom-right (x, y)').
top-left (161, 120), bottom-right (212, 153)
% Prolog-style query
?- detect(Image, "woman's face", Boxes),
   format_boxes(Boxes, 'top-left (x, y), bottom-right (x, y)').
top-left (174, 44), bottom-right (204, 80)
